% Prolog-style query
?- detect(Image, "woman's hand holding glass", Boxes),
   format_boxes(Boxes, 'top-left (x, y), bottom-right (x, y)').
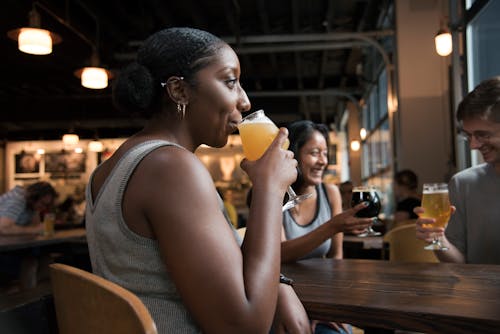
top-left (328, 202), bottom-right (375, 235)
top-left (238, 110), bottom-right (310, 211)
top-left (239, 127), bottom-right (298, 204)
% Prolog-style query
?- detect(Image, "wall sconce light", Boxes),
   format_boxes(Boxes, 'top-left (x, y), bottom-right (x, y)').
top-left (359, 128), bottom-right (367, 141)
top-left (350, 140), bottom-right (361, 152)
top-left (7, 4), bottom-right (62, 55)
top-left (435, 17), bottom-right (452, 57)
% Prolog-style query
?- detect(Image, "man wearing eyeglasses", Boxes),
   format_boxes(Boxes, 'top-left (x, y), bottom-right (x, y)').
top-left (415, 76), bottom-right (500, 264)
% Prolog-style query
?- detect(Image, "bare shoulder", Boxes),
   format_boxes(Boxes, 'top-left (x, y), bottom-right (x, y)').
top-left (138, 145), bottom-right (212, 189)
top-left (323, 183), bottom-right (342, 214)
top-left (323, 182), bottom-right (341, 199)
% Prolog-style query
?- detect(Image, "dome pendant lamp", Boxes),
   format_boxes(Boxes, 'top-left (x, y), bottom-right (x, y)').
top-left (7, 5), bottom-right (62, 55)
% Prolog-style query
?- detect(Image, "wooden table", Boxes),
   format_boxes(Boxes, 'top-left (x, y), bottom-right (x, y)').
top-left (0, 228), bottom-right (86, 252)
top-left (282, 258), bottom-right (500, 333)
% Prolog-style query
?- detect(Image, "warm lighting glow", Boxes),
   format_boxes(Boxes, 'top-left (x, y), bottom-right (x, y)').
top-left (36, 148), bottom-right (45, 155)
top-left (220, 156), bottom-right (236, 181)
top-left (62, 134), bottom-right (79, 146)
top-left (18, 27), bottom-right (52, 55)
top-left (435, 30), bottom-right (452, 56)
top-left (74, 147), bottom-right (83, 154)
top-left (360, 128), bottom-right (367, 140)
top-left (88, 140), bottom-right (104, 152)
top-left (81, 67), bottom-right (108, 89)
top-left (350, 140), bottom-right (361, 152)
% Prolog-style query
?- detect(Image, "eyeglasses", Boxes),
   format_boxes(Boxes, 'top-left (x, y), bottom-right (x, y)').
top-left (459, 130), bottom-right (493, 143)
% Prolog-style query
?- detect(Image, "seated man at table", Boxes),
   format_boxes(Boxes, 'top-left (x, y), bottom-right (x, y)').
top-left (416, 77), bottom-right (500, 264)
top-left (0, 182), bottom-right (57, 290)
top-left (0, 182), bottom-right (57, 235)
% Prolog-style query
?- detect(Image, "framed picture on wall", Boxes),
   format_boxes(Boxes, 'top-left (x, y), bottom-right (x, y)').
top-left (45, 151), bottom-right (86, 173)
top-left (15, 152), bottom-right (41, 174)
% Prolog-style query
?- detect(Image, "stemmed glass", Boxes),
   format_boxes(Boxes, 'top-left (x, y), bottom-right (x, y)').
top-left (350, 186), bottom-right (382, 237)
top-left (238, 109), bottom-right (311, 211)
top-left (420, 183), bottom-right (451, 250)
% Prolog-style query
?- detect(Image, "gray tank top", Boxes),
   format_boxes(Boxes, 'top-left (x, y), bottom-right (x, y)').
top-left (282, 184), bottom-right (332, 259)
top-left (86, 140), bottom-right (207, 333)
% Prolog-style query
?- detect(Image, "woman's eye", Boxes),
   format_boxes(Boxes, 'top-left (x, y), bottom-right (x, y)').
top-left (226, 79), bottom-right (238, 88)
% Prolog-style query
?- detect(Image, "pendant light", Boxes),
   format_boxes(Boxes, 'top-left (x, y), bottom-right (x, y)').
top-left (88, 140), bottom-right (104, 152)
top-left (62, 132), bottom-right (79, 148)
top-left (74, 50), bottom-right (112, 89)
top-left (7, 4), bottom-right (62, 55)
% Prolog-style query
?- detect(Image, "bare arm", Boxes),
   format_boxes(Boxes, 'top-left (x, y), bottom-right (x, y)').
top-left (0, 217), bottom-right (42, 235)
top-left (280, 201), bottom-right (374, 263)
top-left (133, 130), bottom-right (297, 333)
top-left (326, 184), bottom-right (343, 259)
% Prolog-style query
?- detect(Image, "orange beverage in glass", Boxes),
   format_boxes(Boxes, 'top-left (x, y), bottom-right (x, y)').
top-left (420, 183), bottom-right (450, 250)
top-left (238, 120), bottom-right (289, 161)
top-left (43, 212), bottom-right (55, 237)
top-left (238, 109), bottom-right (308, 211)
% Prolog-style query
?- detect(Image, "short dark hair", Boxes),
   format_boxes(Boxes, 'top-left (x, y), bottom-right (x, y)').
top-left (394, 169), bottom-right (418, 191)
top-left (25, 182), bottom-right (57, 209)
top-left (286, 120), bottom-right (330, 189)
top-left (457, 76), bottom-right (500, 124)
top-left (113, 27), bottom-right (227, 118)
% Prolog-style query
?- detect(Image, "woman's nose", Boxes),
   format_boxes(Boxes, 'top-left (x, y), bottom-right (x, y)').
top-left (238, 86), bottom-right (251, 112)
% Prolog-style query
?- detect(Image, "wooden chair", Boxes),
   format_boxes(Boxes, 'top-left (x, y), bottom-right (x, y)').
top-left (383, 222), bottom-right (439, 263)
top-left (50, 263), bottom-right (157, 334)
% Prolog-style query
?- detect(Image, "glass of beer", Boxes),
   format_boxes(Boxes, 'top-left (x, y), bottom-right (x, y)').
top-left (420, 183), bottom-right (451, 250)
top-left (238, 109), bottom-right (311, 211)
top-left (350, 186), bottom-right (382, 237)
top-left (42, 212), bottom-right (55, 237)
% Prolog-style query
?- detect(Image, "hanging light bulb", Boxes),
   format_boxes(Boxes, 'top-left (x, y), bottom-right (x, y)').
top-left (81, 67), bottom-right (108, 89)
top-left (7, 6), bottom-right (61, 55)
top-left (88, 140), bottom-right (104, 152)
top-left (62, 134), bottom-right (79, 146)
top-left (74, 51), bottom-right (112, 89)
top-left (18, 27), bottom-right (52, 55)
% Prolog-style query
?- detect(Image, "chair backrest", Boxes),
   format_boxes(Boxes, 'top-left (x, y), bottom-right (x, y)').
top-left (383, 222), bottom-right (439, 263)
top-left (50, 263), bottom-right (157, 334)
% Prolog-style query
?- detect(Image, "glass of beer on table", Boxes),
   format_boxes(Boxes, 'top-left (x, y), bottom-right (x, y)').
top-left (238, 109), bottom-right (311, 211)
top-left (420, 183), bottom-right (451, 250)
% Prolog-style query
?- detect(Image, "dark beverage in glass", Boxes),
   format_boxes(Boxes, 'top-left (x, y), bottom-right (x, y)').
top-left (351, 186), bottom-right (381, 237)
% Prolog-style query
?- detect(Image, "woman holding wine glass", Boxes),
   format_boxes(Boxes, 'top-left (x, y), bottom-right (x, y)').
top-left (85, 27), bottom-right (311, 333)
top-left (279, 120), bottom-right (375, 334)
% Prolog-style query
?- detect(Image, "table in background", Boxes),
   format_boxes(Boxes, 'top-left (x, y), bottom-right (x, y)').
top-left (282, 258), bottom-right (500, 333)
top-left (343, 235), bottom-right (384, 259)
top-left (0, 228), bottom-right (86, 252)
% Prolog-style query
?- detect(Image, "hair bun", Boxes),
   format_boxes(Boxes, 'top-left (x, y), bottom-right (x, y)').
top-left (112, 62), bottom-right (157, 116)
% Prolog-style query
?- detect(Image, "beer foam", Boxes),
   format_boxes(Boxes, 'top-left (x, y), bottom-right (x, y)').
top-left (423, 189), bottom-right (448, 194)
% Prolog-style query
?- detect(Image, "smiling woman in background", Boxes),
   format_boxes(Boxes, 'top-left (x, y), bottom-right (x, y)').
top-left (280, 120), bottom-right (374, 334)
